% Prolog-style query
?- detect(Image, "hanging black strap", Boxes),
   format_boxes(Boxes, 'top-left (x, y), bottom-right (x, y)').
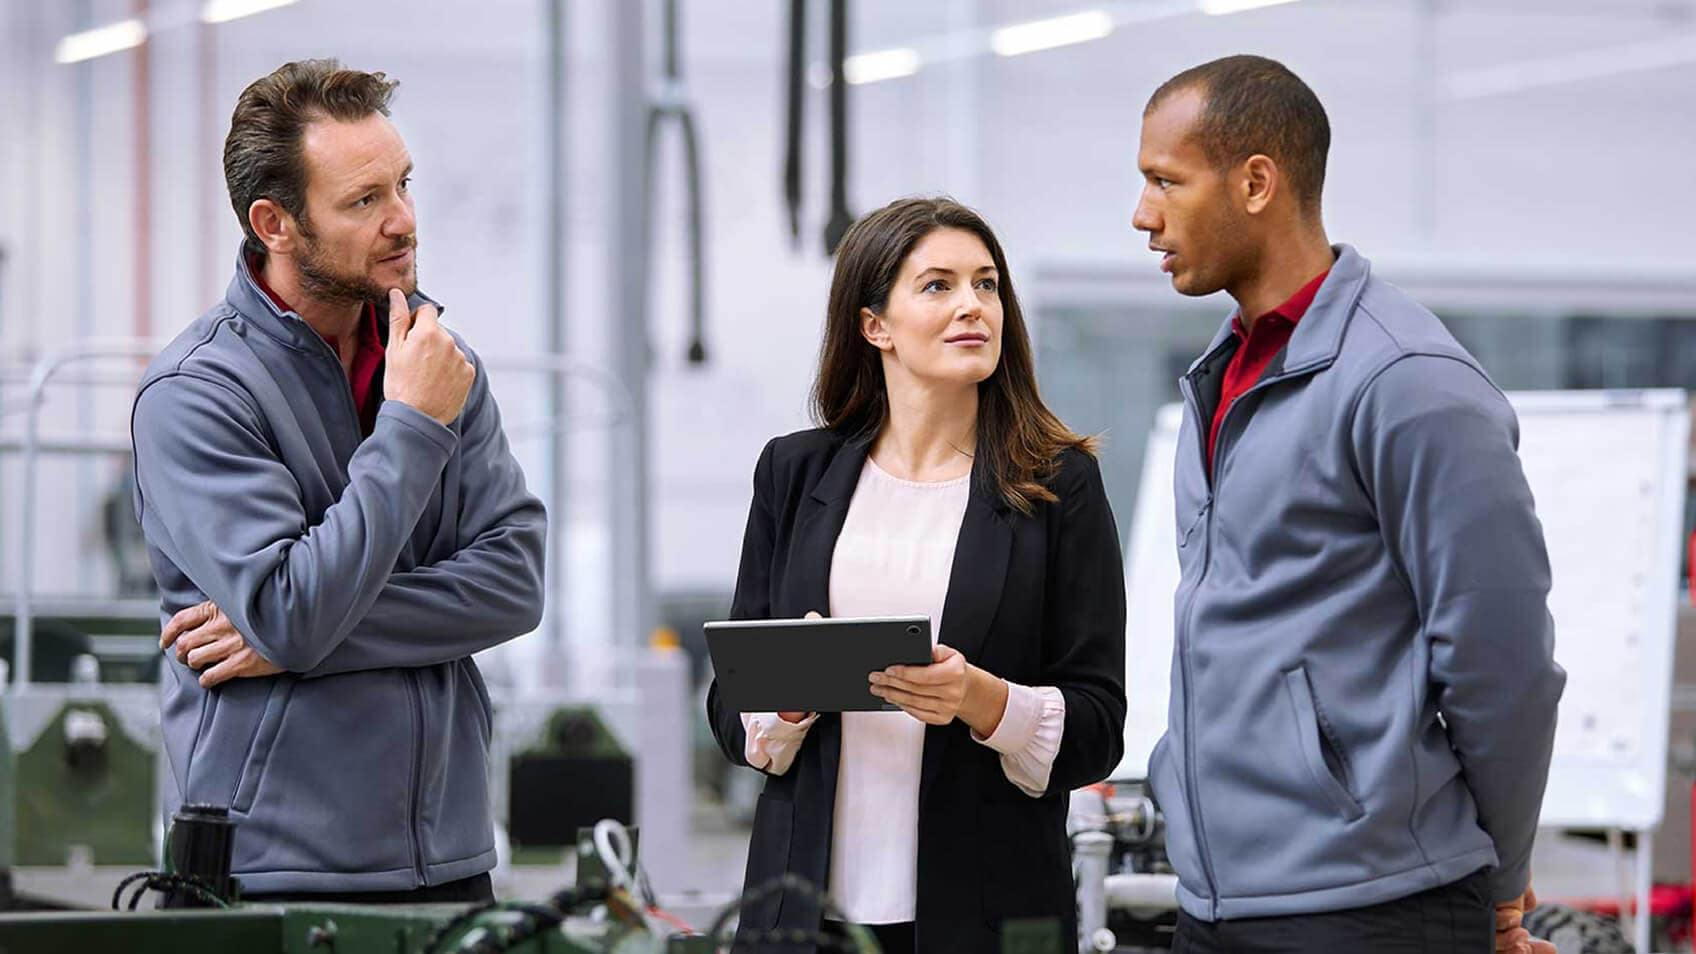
top-left (783, 0), bottom-right (806, 247)
top-left (822, 0), bottom-right (854, 255)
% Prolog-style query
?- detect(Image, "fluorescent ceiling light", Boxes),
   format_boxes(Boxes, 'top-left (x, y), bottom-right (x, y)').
top-left (991, 10), bottom-right (1113, 57)
top-left (202, 0), bottom-right (299, 25)
top-left (845, 47), bottom-right (922, 85)
top-left (54, 19), bottom-right (147, 64)
top-left (1199, 0), bottom-right (1302, 14)
top-left (1443, 34), bottom-right (1696, 101)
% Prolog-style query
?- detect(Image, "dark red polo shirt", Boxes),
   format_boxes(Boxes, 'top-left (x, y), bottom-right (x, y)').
top-left (250, 258), bottom-right (385, 436)
top-left (1207, 268), bottom-right (1330, 471)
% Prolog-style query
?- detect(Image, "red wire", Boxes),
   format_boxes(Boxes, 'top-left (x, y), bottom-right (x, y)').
top-left (648, 905), bottom-right (696, 935)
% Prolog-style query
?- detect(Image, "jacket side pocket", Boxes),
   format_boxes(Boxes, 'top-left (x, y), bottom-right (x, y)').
top-left (1282, 667), bottom-right (1364, 823)
top-left (230, 678), bottom-right (295, 813)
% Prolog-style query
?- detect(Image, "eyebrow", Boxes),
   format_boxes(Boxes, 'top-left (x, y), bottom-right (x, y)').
top-left (913, 264), bottom-right (998, 280)
top-left (342, 162), bottom-right (414, 200)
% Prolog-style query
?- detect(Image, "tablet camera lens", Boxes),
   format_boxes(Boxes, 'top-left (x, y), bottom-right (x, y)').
top-left (907, 625), bottom-right (921, 637)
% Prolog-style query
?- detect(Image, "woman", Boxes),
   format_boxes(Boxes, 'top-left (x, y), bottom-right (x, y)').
top-left (706, 197), bottom-right (1126, 953)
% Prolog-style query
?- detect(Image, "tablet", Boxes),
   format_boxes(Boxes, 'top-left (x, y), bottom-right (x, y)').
top-left (705, 615), bottom-right (933, 713)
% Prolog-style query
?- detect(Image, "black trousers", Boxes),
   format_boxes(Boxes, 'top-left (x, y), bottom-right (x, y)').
top-left (244, 871), bottom-right (494, 905)
top-left (1173, 871), bottom-right (1493, 954)
top-left (821, 918), bottom-right (916, 954)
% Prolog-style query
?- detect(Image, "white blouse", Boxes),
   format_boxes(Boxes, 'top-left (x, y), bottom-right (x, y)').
top-left (738, 458), bottom-right (1066, 924)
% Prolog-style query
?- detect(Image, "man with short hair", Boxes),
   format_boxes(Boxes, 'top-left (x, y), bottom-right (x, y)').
top-left (132, 59), bottom-right (544, 902)
top-left (1133, 55), bottom-right (1563, 953)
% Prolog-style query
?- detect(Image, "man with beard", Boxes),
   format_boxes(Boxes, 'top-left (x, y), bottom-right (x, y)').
top-left (130, 60), bottom-right (544, 903)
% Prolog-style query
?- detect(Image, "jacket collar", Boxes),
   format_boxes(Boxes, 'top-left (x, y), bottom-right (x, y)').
top-left (226, 244), bottom-right (443, 354)
top-left (1188, 244), bottom-right (1371, 380)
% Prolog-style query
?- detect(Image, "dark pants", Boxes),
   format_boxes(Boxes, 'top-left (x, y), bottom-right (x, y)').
top-left (1174, 872), bottom-right (1493, 954)
top-left (821, 918), bottom-right (916, 954)
top-left (244, 872), bottom-right (494, 905)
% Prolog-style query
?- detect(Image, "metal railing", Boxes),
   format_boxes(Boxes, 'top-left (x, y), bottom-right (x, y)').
top-left (1, 337), bottom-right (630, 687)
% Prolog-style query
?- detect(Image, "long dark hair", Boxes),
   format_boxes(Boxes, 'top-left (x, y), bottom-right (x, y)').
top-left (812, 196), bottom-right (1096, 514)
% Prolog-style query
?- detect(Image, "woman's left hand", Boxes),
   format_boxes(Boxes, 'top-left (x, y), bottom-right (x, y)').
top-left (871, 644), bottom-right (1007, 735)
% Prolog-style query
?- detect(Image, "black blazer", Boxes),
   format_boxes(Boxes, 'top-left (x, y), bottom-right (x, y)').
top-left (706, 428), bottom-right (1127, 953)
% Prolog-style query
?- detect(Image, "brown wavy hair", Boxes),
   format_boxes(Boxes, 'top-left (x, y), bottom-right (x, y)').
top-left (812, 196), bottom-right (1097, 514)
top-left (225, 59), bottom-right (400, 256)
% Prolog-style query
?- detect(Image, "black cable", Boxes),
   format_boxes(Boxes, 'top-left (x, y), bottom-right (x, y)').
top-left (702, 872), bottom-right (873, 954)
top-left (678, 106), bottom-right (708, 365)
top-left (661, 0), bottom-right (681, 81)
top-left (783, 0), bottom-right (806, 246)
top-left (110, 871), bottom-right (232, 911)
top-left (427, 880), bottom-right (631, 954)
top-left (422, 899), bottom-right (503, 953)
top-left (822, 0), bottom-right (854, 256)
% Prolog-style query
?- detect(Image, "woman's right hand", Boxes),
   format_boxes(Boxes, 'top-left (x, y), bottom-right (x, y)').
top-left (779, 611), bottom-right (827, 722)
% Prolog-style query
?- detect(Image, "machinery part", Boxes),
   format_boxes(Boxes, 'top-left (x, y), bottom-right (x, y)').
top-left (704, 872), bottom-right (877, 953)
top-left (782, 0), bottom-right (806, 246)
top-left (0, 904), bottom-right (637, 953)
top-left (1073, 830), bottom-right (1113, 954)
top-left (1115, 793), bottom-right (1160, 846)
top-left (0, 664), bottom-right (12, 874)
top-left (160, 804), bottom-right (238, 909)
top-left (60, 706), bottom-right (108, 773)
top-left (821, 0), bottom-right (854, 255)
top-left (112, 871), bottom-right (232, 911)
top-left (1522, 904), bottom-right (1635, 954)
top-left (1104, 874), bottom-right (1181, 913)
top-left (508, 709), bottom-right (634, 856)
top-left (643, 0), bottom-right (709, 366)
top-left (588, 820), bottom-right (635, 893)
top-left (16, 699), bottom-right (153, 865)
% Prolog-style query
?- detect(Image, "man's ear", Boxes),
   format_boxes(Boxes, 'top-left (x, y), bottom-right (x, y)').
top-left (248, 198), bottom-right (298, 255)
top-left (861, 306), bottom-right (894, 352)
top-left (1241, 154), bottom-right (1278, 216)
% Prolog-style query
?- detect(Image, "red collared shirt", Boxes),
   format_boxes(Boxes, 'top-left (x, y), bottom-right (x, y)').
top-left (1207, 268), bottom-right (1330, 472)
top-left (250, 258), bottom-right (386, 436)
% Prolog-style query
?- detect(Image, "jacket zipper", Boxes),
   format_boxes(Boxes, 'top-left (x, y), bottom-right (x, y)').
top-left (1175, 375), bottom-right (1221, 917)
top-left (407, 670), bottom-right (427, 886)
top-left (1177, 357), bottom-right (1304, 919)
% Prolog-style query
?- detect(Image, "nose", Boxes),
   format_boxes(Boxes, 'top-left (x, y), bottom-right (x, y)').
top-left (954, 287), bottom-right (984, 319)
top-left (384, 192), bottom-right (416, 238)
top-left (1132, 187), bottom-right (1160, 234)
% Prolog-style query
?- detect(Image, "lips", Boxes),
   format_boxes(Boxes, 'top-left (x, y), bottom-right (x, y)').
top-left (945, 333), bottom-right (990, 345)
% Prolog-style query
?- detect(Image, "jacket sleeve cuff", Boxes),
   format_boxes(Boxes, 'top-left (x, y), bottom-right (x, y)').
top-left (1488, 860), bottom-right (1533, 905)
top-left (974, 680), bottom-right (1043, 754)
top-left (740, 712), bottom-right (816, 775)
top-left (974, 683), bottom-right (1066, 798)
top-left (376, 400), bottom-right (460, 455)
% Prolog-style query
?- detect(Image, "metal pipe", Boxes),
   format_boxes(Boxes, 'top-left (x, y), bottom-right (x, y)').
top-left (542, 0), bottom-right (568, 656)
top-left (7, 341), bottom-right (611, 686)
top-left (132, 0), bottom-right (152, 341)
top-left (13, 339), bottom-right (163, 687)
top-left (609, 0), bottom-right (651, 653)
top-left (1073, 830), bottom-right (1113, 954)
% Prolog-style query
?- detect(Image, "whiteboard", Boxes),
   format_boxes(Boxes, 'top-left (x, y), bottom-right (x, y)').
top-left (1114, 390), bottom-right (1690, 833)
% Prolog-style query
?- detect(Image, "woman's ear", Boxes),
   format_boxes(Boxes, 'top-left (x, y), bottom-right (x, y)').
top-left (860, 306), bottom-right (894, 352)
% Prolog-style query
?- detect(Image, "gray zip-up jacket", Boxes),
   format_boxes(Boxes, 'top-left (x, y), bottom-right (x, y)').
top-left (130, 249), bottom-right (545, 894)
top-left (1150, 245), bottom-right (1565, 921)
